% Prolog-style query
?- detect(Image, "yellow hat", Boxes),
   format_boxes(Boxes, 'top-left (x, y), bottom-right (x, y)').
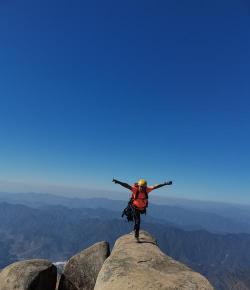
top-left (138, 179), bottom-right (147, 186)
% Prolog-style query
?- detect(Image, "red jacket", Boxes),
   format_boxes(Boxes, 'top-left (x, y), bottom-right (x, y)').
top-left (131, 185), bottom-right (154, 209)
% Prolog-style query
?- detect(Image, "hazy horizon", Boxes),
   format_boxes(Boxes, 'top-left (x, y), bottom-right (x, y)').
top-left (1, 179), bottom-right (249, 207)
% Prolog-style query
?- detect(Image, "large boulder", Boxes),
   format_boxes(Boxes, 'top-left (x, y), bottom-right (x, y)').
top-left (94, 231), bottom-right (214, 290)
top-left (0, 259), bottom-right (57, 290)
top-left (58, 241), bottom-right (110, 290)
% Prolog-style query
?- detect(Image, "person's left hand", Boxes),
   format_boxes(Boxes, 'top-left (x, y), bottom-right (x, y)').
top-left (165, 181), bottom-right (173, 185)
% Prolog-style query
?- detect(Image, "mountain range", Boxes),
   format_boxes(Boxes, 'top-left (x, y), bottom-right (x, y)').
top-left (1, 191), bottom-right (250, 234)
top-left (1, 192), bottom-right (250, 289)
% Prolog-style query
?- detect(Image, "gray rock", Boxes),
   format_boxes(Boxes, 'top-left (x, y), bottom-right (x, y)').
top-left (59, 241), bottom-right (110, 290)
top-left (0, 259), bottom-right (57, 290)
top-left (94, 231), bottom-right (214, 290)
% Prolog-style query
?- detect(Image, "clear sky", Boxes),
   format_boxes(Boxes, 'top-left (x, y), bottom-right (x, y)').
top-left (0, 0), bottom-right (249, 203)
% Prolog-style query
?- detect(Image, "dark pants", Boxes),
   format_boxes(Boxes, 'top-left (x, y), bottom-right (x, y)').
top-left (133, 208), bottom-right (141, 237)
top-left (133, 207), bottom-right (146, 237)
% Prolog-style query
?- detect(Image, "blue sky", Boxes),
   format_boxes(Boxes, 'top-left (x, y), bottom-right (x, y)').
top-left (0, 0), bottom-right (249, 203)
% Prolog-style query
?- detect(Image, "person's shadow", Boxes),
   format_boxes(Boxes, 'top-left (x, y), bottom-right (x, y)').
top-left (137, 239), bottom-right (157, 245)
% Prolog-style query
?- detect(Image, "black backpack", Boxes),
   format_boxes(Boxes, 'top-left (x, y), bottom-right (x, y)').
top-left (121, 203), bottom-right (135, 222)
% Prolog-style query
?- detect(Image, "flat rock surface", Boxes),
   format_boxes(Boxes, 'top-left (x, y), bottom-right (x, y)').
top-left (0, 259), bottom-right (57, 290)
top-left (59, 241), bottom-right (110, 290)
top-left (94, 231), bottom-right (214, 290)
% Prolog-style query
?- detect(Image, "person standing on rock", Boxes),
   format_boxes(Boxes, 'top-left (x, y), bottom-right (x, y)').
top-left (112, 178), bottom-right (172, 240)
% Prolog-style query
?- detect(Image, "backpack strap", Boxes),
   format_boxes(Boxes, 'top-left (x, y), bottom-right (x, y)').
top-left (134, 187), bottom-right (148, 200)
top-left (135, 188), bottom-right (140, 200)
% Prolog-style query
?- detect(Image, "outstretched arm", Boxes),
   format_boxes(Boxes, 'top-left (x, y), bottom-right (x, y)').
top-left (153, 181), bottom-right (172, 190)
top-left (112, 178), bottom-right (132, 190)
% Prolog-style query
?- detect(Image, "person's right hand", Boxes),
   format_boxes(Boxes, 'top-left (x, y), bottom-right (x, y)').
top-left (112, 178), bottom-right (118, 183)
